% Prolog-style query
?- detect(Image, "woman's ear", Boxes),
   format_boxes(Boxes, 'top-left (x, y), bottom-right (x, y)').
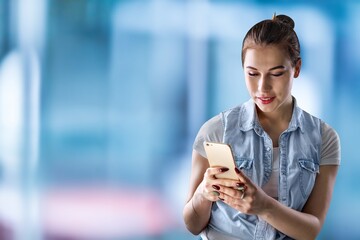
top-left (294, 58), bottom-right (302, 78)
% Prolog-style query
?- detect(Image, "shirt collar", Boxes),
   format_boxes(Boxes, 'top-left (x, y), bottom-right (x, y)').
top-left (238, 97), bottom-right (304, 134)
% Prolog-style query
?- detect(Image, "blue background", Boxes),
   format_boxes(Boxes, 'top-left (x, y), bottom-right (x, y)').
top-left (0, 0), bottom-right (358, 239)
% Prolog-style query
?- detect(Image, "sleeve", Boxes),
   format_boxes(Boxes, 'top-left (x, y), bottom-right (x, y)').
top-left (193, 115), bottom-right (224, 158)
top-left (320, 122), bottom-right (341, 165)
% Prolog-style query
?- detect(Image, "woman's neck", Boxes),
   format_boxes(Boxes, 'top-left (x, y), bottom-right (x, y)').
top-left (257, 96), bottom-right (294, 124)
top-left (256, 97), bottom-right (294, 147)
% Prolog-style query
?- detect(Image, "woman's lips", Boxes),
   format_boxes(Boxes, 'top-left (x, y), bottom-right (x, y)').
top-left (257, 97), bottom-right (275, 104)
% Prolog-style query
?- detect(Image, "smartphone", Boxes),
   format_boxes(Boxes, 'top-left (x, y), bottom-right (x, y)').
top-left (203, 141), bottom-right (238, 180)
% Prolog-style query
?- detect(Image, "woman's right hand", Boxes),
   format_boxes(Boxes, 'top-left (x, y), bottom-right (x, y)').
top-left (200, 167), bottom-right (230, 201)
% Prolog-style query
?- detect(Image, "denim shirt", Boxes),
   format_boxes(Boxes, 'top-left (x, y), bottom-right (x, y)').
top-left (206, 98), bottom-right (322, 240)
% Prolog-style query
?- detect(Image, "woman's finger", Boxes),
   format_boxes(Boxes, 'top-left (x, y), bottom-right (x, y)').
top-left (212, 178), bottom-right (244, 188)
top-left (234, 167), bottom-right (252, 185)
top-left (233, 168), bottom-right (254, 199)
top-left (217, 185), bottom-right (246, 200)
top-left (204, 167), bottom-right (230, 179)
top-left (203, 184), bottom-right (223, 202)
top-left (201, 167), bottom-right (231, 202)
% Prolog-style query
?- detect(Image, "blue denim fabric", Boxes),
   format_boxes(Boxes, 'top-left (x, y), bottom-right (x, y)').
top-left (206, 98), bottom-right (322, 240)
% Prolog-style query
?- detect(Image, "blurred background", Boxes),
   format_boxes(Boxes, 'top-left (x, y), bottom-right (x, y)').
top-left (0, 0), bottom-right (358, 239)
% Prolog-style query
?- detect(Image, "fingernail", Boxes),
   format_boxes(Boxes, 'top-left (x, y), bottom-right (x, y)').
top-left (234, 168), bottom-right (240, 174)
top-left (212, 191), bottom-right (220, 196)
top-left (212, 185), bottom-right (220, 190)
top-left (220, 167), bottom-right (229, 172)
top-left (218, 197), bottom-right (224, 201)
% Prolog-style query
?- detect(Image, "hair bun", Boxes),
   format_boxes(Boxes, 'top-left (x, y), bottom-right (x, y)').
top-left (275, 14), bottom-right (295, 29)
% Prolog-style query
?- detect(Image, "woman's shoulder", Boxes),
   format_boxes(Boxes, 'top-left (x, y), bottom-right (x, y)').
top-left (197, 114), bottom-right (224, 141)
top-left (193, 114), bottom-right (224, 158)
top-left (201, 102), bottom-right (247, 135)
top-left (320, 122), bottom-right (341, 165)
top-left (321, 122), bottom-right (339, 140)
top-left (193, 101), bottom-right (250, 156)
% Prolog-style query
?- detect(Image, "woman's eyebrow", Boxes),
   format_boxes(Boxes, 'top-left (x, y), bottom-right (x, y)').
top-left (246, 65), bottom-right (286, 71)
top-left (269, 65), bottom-right (285, 71)
top-left (246, 66), bottom-right (257, 70)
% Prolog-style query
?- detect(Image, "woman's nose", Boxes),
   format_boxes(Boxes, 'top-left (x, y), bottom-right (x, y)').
top-left (258, 76), bottom-right (271, 92)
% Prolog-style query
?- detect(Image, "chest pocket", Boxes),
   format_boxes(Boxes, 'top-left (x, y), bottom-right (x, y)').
top-left (298, 159), bottom-right (319, 199)
top-left (234, 157), bottom-right (253, 179)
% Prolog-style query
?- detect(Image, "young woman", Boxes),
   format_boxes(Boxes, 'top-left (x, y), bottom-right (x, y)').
top-left (183, 14), bottom-right (340, 240)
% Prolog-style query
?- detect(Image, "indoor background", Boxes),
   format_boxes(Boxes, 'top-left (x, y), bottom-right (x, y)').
top-left (0, 0), bottom-right (358, 239)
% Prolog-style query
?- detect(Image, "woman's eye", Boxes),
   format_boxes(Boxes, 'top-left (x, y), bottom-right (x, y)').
top-left (272, 72), bottom-right (284, 77)
top-left (248, 72), bottom-right (258, 77)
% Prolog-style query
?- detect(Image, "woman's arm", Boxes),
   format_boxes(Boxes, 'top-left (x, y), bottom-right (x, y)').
top-left (183, 150), bottom-right (234, 234)
top-left (183, 150), bottom-right (212, 235)
top-left (259, 165), bottom-right (339, 240)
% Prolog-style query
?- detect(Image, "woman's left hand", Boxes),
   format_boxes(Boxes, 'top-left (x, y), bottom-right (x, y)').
top-left (217, 168), bottom-right (271, 215)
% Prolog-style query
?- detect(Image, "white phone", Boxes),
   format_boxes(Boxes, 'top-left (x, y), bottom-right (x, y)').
top-left (203, 141), bottom-right (238, 180)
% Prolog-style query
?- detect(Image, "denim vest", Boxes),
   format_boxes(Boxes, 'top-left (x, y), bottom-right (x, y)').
top-left (207, 98), bottom-right (322, 240)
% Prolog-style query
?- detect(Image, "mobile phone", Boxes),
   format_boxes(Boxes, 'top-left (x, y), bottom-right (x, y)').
top-left (203, 141), bottom-right (238, 180)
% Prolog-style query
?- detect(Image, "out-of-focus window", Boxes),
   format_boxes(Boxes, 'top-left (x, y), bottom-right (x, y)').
top-left (0, 1), bottom-right (9, 58)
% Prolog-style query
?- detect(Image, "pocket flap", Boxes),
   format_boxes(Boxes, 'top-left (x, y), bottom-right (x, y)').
top-left (299, 159), bottom-right (319, 173)
top-left (234, 157), bottom-right (253, 170)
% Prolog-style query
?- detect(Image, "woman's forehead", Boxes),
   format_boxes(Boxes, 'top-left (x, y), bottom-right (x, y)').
top-left (244, 45), bottom-right (291, 68)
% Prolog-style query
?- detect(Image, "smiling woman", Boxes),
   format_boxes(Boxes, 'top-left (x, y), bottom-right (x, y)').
top-left (183, 14), bottom-right (340, 240)
top-left (243, 45), bottom-right (298, 125)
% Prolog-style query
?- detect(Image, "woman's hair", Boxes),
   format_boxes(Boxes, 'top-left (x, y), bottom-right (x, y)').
top-left (241, 14), bottom-right (300, 67)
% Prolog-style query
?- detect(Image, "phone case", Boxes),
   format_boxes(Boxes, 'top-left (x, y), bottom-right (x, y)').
top-left (203, 141), bottom-right (238, 180)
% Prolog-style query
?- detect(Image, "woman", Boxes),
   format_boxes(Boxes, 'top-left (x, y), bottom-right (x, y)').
top-left (183, 14), bottom-right (340, 240)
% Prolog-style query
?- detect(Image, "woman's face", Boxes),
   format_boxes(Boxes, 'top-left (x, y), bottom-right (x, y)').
top-left (243, 44), bottom-right (301, 116)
